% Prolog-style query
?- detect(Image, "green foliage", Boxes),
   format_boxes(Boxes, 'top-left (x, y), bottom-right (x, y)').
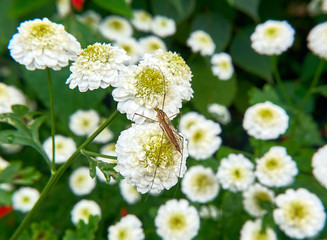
top-left (8, 0), bottom-right (51, 17)
top-left (233, 0), bottom-right (261, 22)
top-left (17, 221), bottom-right (58, 240)
top-left (92, 0), bottom-right (133, 18)
top-left (0, 161), bottom-right (41, 185)
top-left (152, 0), bottom-right (195, 22)
top-left (63, 216), bottom-right (99, 240)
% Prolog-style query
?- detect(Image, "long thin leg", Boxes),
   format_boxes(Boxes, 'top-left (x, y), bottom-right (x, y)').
top-left (132, 112), bottom-right (158, 122)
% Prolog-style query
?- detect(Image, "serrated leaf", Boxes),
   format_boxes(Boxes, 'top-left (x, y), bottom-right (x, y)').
top-left (63, 215), bottom-right (99, 240)
top-left (233, 0), bottom-right (260, 21)
top-left (0, 162), bottom-right (41, 185)
top-left (92, 0), bottom-right (132, 18)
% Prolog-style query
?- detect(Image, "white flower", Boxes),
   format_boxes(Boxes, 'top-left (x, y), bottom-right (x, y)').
top-left (69, 109), bottom-right (100, 136)
top-left (8, 18), bottom-right (81, 71)
top-left (251, 20), bottom-right (295, 55)
top-left (273, 188), bottom-right (326, 239)
top-left (151, 15), bottom-right (176, 38)
top-left (114, 37), bottom-right (141, 64)
top-left (43, 135), bottom-right (76, 164)
top-left (56, 0), bottom-right (71, 17)
top-left (179, 112), bottom-right (206, 138)
top-left (217, 153), bottom-right (255, 192)
top-left (139, 35), bottom-right (167, 53)
top-left (91, 124), bottom-right (114, 144)
top-left (99, 15), bottom-right (133, 41)
top-left (312, 145), bottom-right (327, 189)
top-left (181, 165), bottom-right (219, 203)
top-left (12, 187), bottom-right (40, 213)
top-left (115, 122), bottom-right (188, 194)
top-left (119, 179), bottom-right (141, 204)
top-left (71, 199), bottom-right (101, 225)
top-left (256, 146), bottom-right (298, 187)
top-left (243, 101), bottom-right (289, 140)
top-left (69, 167), bottom-right (96, 196)
top-left (243, 183), bottom-right (275, 217)
top-left (0, 157), bottom-right (9, 172)
top-left (0, 143), bottom-right (23, 154)
top-left (108, 214), bottom-right (144, 240)
top-left (77, 10), bottom-right (101, 30)
top-left (66, 43), bottom-right (130, 92)
top-left (199, 205), bottom-right (221, 220)
top-left (131, 10), bottom-right (152, 32)
top-left (96, 143), bottom-right (117, 184)
top-left (307, 21), bottom-right (327, 60)
top-left (210, 53), bottom-right (234, 80)
top-left (186, 30), bottom-right (215, 56)
top-left (240, 219), bottom-right (277, 240)
top-left (0, 83), bottom-right (27, 114)
top-left (155, 199), bottom-right (200, 240)
top-left (207, 103), bottom-right (231, 124)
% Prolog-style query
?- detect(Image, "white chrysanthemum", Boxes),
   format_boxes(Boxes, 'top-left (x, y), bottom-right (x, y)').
top-left (273, 188), bottom-right (326, 239)
top-left (131, 9), bottom-right (152, 32)
top-left (12, 187), bottom-right (40, 213)
top-left (69, 166), bottom-right (96, 196)
top-left (186, 30), bottom-right (215, 56)
top-left (179, 112), bottom-right (206, 138)
top-left (71, 199), bottom-right (101, 225)
top-left (66, 43), bottom-right (130, 92)
top-left (91, 124), bottom-right (114, 144)
top-left (8, 18), bottom-right (81, 71)
top-left (182, 165), bottom-right (219, 203)
top-left (56, 0), bottom-right (71, 17)
top-left (0, 83), bottom-right (27, 114)
top-left (0, 157), bottom-right (9, 172)
top-left (210, 53), bottom-right (234, 80)
top-left (108, 214), bottom-right (145, 240)
top-left (119, 179), bottom-right (141, 204)
top-left (116, 123), bottom-right (188, 194)
top-left (99, 16), bottom-right (133, 41)
top-left (43, 135), bottom-right (76, 164)
top-left (207, 103), bottom-right (231, 125)
top-left (69, 109), bottom-right (100, 136)
top-left (217, 154), bottom-right (255, 192)
top-left (250, 20), bottom-right (295, 55)
top-left (243, 183), bottom-right (275, 217)
top-left (240, 219), bottom-right (277, 240)
top-left (243, 101), bottom-right (289, 140)
top-left (77, 10), bottom-right (101, 30)
top-left (139, 35), bottom-right (167, 53)
top-left (0, 143), bottom-right (23, 154)
top-left (256, 146), bottom-right (298, 187)
top-left (199, 205), bottom-right (221, 220)
top-left (312, 145), bottom-right (327, 189)
top-left (96, 143), bottom-right (117, 184)
top-left (114, 37), bottom-right (141, 64)
top-left (155, 199), bottom-right (200, 240)
top-left (307, 22), bottom-right (327, 60)
top-left (151, 15), bottom-right (176, 38)
top-left (187, 119), bottom-right (222, 160)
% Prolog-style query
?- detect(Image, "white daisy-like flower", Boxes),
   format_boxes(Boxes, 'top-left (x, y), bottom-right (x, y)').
top-left (0, 143), bottom-right (23, 154)
top-left (256, 146), bottom-right (298, 187)
top-left (155, 199), bottom-right (200, 240)
top-left (139, 35), bottom-right (167, 53)
top-left (108, 214), bottom-right (145, 240)
top-left (91, 124), bottom-right (114, 144)
top-left (71, 199), bottom-right (101, 225)
top-left (240, 219), bottom-right (277, 240)
top-left (69, 109), bottom-right (100, 136)
top-left (0, 157), bottom-right (9, 172)
top-left (187, 119), bottom-right (222, 160)
top-left (181, 165), bottom-right (219, 203)
top-left (312, 145), bottom-right (327, 189)
top-left (217, 153), bottom-right (255, 192)
top-left (151, 15), bottom-right (176, 38)
top-left (131, 9), bottom-right (152, 32)
top-left (114, 37), bottom-right (141, 64)
top-left (12, 187), bottom-right (40, 213)
top-left (199, 205), bottom-right (221, 220)
top-left (115, 122), bottom-right (188, 194)
top-left (99, 15), bottom-right (133, 41)
top-left (179, 112), bottom-right (206, 138)
top-left (77, 10), bottom-right (101, 30)
top-left (56, 0), bottom-right (71, 17)
top-left (273, 188), bottom-right (326, 239)
top-left (66, 43), bottom-right (130, 92)
top-left (243, 101), bottom-right (289, 140)
top-left (207, 103), bottom-right (231, 125)
top-left (243, 183), bottom-right (275, 217)
top-left (250, 20), bottom-right (295, 55)
top-left (186, 30), bottom-right (215, 56)
top-left (307, 22), bottom-right (327, 60)
top-left (210, 53), bottom-right (234, 80)
top-left (96, 143), bottom-right (117, 184)
top-left (119, 179), bottom-right (141, 204)
top-left (43, 135), bottom-right (76, 164)
top-left (0, 83), bottom-right (27, 114)
top-left (8, 18), bottom-right (81, 71)
top-left (69, 166), bottom-right (96, 196)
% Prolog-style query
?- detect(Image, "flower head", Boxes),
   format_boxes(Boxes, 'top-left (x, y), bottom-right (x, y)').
top-left (114, 37), bottom-right (141, 64)
top-left (273, 188), bottom-right (326, 239)
top-left (8, 18), bottom-right (81, 70)
top-left (139, 35), bottom-right (167, 53)
top-left (108, 214), bottom-right (145, 240)
top-left (0, 82), bottom-right (28, 114)
top-left (207, 103), bottom-right (231, 124)
top-left (119, 179), bottom-right (141, 204)
top-left (99, 16), bottom-right (133, 41)
top-left (151, 15), bottom-right (176, 38)
top-left (43, 135), bottom-right (76, 164)
top-left (0, 157), bottom-right (9, 172)
top-left (71, 199), bottom-right (101, 225)
top-left (243, 101), bottom-right (289, 140)
top-left (77, 10), bottom-right (102, 30)
top-left (240, 219), bottom-right (277, 240)
top-left (179, 112), bottom-right (206, 138)
top-left (312, 145), bottom-right (327, 189)
top-left (251, 20), bottom-right (295, 55)
top-left (131, 10), bottom-right (152, 32)
top-left (186, 30), bottom-right (215, 56)
top-left (155, 199), bottom-right (200, 240)
top-left (115, 123), bottom-right (188, 194)
top-left (69, 167), bottom-right (96, 196)
top-left (12, 187), bottom-right (40, 213)
top-left (69, 109), bottom-right (100, 136)
top-left (307, 22), bottom-right (327, 60)
top-left (210, 53), bottom-right (234, 80)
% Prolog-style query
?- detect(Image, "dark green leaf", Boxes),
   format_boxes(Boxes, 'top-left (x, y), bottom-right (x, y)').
top-left (233, 0), bottom-right (260, 21)
top-left (92, 0), bottom-right (132, 18)
top-left (313, 85), bottom-right (327, 97)
top-left (152, 0), bottom-right (195, 22)
top-left (63, 215), bottom-right (99, 240)
top-left (8, 0), bottom-right (51, 17)
top-left (0, 162), bottom-right (41, 185)
top-left (248, 84), bottom-right (281, 105)
top-left (31, 221), bottom-right (58, 240)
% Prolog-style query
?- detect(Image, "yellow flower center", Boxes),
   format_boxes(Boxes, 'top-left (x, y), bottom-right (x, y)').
top-left (191, 129), bottom-right (205, 143)
top-left (80, 44), bottom-right (113, 63)
top-left (168, 213), bottom-right (186, 232)
top-left (30, 22), bottom-right (54, 38)
top-left (264, 157), bottom-right (284, 171)
top-left (109, 19), bottom-right (123, 30)
top-left (284, 201), bottom-right (310, 226)
top-left (264, 26), bottom-right (280, 39)
top-left (191, 173), bottom-right (212, 192)
top-left (80, 207), bottom-right (90, 219)
top-left (219, 60), bottom-right (230, 70)
top-left (139, 12), bottom-right (151, 22)
top-left (117, 227), bottom-right (130, 240)
top-left (198, 34), bottom-right (211, 44)
top-left (22, 196), bottom-right (30, 203)
top-left (230, 167), bottom-right (244, 181)
top-left (254, 107), bottom-right (279, 127)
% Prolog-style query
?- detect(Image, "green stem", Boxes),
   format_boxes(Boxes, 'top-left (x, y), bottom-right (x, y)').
top-left (299, 59), bottom-right (325, 110)
top-left (10, 110), bottom-right (119, 240)
top-left (81, 149), bottom-right (117, 161)
top-left (47, 68), bottom-right (56, 173)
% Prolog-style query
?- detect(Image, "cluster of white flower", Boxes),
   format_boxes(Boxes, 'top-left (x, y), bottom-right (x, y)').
top-left (71, 199), bottom-right (101, 225)
top-left (312, 144), bottom-right (327, 189)
top-left (99, 15), bottom-right (133, 41)
top-left (12, 187), bottom-right (40, 213)
top-left (108, 214), bottom-right (145, 240)
top-left (0, 82), bottom-right (28, 114)
top-left (43, 135), bottom-right (76, 164)
top-left (210, 53), bottom-right (234, 80)
top-left (187, 30), bottom-right (215, 56)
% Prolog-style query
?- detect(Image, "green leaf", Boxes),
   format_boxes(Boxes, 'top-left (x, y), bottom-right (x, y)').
top-left (152, 0), bottom-right (195, 22)
top-left (0, 162), bottom-right (41, 185)
top-left (313, 85), bottom-right (327, 97)
top-left (8, 0), bottom-right (51, 18)
top-left (31, 221), bottom-right (58, 240)
top-left (63, 215), bottom-right (99, 240)
top-left (248, 84), bottom-right (281, 105)
top-left (92, 0), bottom-right (132, 18)
top-left (0, 189), bottom-right (12, 205)
top-left (230, 26), bottom-right (273, 82)
top-left (233, 0), bottom-right (260, 21)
